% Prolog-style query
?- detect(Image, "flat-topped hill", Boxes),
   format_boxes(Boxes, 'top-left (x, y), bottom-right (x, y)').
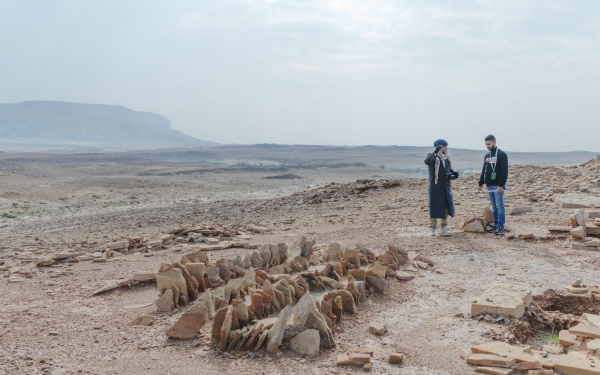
top-left (0, 101), bottom-right (214, 147)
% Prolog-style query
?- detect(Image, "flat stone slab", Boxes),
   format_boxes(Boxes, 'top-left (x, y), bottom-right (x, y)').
top-left (467, 354), bottom-right (516, 367)
top-left (569, 323), bottom-right (600, 339)
top-left (586, 339), bottom-right (600, 354)
top-left (471, 283), bottom-right (532, 318)
top-left (471, 341), bottom-right (553, 368)
top-left (555, 351), bottom-right (600, 375)
top-left (473, 367), bottom-right (513, 375)
top-left (583, 313), bottom-right (600, 328)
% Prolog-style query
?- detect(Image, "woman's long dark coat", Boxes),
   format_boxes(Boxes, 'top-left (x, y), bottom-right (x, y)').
top-left (424, 153), bottom-right (455, 218)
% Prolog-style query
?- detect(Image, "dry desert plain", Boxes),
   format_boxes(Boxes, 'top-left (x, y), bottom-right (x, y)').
top-left (1, 146), bottom-right (600, 375)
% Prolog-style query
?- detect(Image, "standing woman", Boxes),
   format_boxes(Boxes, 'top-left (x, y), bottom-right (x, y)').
top-left (424, 139), bottom-right (458, 236)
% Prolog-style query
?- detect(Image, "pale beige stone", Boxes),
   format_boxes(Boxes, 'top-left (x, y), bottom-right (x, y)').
top-left (555, 351), bottom-right (600, 375)
top-left (467, 354), bottom-right (516, 367)
top-left (471, 283), bottom-right (532, 318)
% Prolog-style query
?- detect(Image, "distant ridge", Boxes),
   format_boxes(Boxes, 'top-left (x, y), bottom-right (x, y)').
top-left (0, 101), bottom-right (216, 147)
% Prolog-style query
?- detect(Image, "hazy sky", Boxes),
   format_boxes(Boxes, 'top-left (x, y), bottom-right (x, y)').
top-left (2, 1), bottom-right (599, 151)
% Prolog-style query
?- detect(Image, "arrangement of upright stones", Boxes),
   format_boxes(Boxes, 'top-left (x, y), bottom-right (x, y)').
top-left (151, 236), bottom-right (420, 356)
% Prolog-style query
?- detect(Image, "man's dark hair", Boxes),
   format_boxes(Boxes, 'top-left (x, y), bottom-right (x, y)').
top-left (484, 134), bottom-right (496, 142)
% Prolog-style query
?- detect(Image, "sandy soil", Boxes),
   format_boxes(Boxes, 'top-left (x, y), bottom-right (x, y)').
top-left (1, 152), bottom-right (600, 375)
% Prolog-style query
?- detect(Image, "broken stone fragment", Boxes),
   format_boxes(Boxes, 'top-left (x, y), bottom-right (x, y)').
top-left (474, 368), bottom-right (513, 375)
top-left (395, 272), bottom-right (415, 281)
top-left (555, 351), bottom-right (600, 375)
top-left (368, 321), bottom-right (387, 335)
top-left (107, 240), bottom-right (128, 250)
top-left (155, 289), bottom-right (175, 312)
top-left (558, 329), bottom-right (579, 347)
top-left (388, 353), bottom-right (404, 364)
top-left (509, 206), bottom-right (533, 215)
top-left (129, 314), bottom-right (155, 326)
top-left (36, 259), bottom-right (56, 267)
top-left (466, 354), bottom-right (516, 368)
top-left (569, 323), bottom-right (600, 339)
top-left (586, 339), bottom-right (600, 354)
top-left (515, 361), bottom-right (542, 370)
top-left (347, 347), bottom-right (374, 356)
top-left (367, 263), bottom-right (388, 279)
top-left (92, 283), bottom-right (117, 295)
top-left (166, 301), bottom-right (207, 340)
top-left (471, 341), bottom-right (552, 368)
top-left (323, 290), bottom-right (357, 314)
top-left (526, 370), bottom-right (553, 375)
top-left (336, 354), bottom-right (370, 366)
top-left (8, 275), bottom-right (25, 283)
top-left (266, 305), bottom-right (293, 353)
top-left (462, 218), bottom-right (485, 232)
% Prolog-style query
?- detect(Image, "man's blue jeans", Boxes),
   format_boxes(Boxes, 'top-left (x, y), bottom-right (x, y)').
top-left (487, 186), bottom-right (505, 228)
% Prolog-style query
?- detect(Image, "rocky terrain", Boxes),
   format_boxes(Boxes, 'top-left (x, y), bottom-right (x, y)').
top-left (1, 152), bottom-right (600, 375)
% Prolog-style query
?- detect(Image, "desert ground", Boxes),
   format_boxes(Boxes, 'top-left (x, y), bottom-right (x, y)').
top-left (1, 147), bottom-right (600, 375)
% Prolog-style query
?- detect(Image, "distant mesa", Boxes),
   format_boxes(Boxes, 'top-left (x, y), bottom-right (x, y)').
top-left (0, 100), bottom-right (216, 147)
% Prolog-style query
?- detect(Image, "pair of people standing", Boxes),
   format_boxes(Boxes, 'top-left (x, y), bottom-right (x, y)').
top-left (424, 135), bottom-right (508, 236)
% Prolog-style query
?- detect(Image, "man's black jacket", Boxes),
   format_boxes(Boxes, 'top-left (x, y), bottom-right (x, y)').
top-left (478, 147), bottom-right (508, 187)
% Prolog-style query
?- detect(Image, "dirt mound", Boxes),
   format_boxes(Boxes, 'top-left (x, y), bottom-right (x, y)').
top-left (278, 179), bottom-right (402, 205)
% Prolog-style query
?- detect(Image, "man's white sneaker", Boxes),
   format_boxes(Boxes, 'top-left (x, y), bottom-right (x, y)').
top-left (440, 227), bottom-right (451, 236)
top-left (428, 228), bottom-right (436, 236)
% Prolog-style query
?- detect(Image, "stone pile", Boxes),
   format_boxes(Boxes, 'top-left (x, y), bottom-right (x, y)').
top-left (270, 179), bottom-right (401, 206)
top-left (1, 261), bottom-right (36, 283)
top-left (34, 223), bottom-right (260, 268)
top-left (567, 209), bottom-right (600, 250)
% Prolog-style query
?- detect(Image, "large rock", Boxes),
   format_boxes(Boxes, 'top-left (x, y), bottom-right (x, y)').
top-left (266, 305), bottom-right (293, 353)
top-left (471, 283), bottom-right (532, 318)
top-left (463, 218), bottom-right (485, 233)
top-left (287, 293), bottom-right (335, 348)
top-left (289, 329), bottom-right (320, 356)
top-left (156, 268), bottom-right (188, 297)
top-left (509, 206), bottom-right (533, 215)
top-left (367, 263), bottom-right (388, 279)
top-left (369, 321), bottom-right (387, 335)
top-left (166, 302), bottom-right (207, 340)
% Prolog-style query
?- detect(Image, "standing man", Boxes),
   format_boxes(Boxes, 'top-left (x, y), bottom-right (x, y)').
top-left (478, 135), bottom-right (509, 236)
top-left (424, 139), bottom-right (458, 236)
